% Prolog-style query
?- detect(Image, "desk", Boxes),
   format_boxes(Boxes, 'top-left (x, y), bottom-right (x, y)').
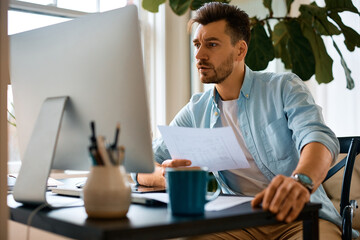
top-left (8, 194), bottom-right (321, 240)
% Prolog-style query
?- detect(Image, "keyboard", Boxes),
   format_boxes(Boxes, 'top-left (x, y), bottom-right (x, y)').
top-left (52, 183), bottom-right (166, 197)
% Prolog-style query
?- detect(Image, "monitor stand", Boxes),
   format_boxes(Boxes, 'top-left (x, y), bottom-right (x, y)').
top-left (13, 96), bottom-right (68, 206)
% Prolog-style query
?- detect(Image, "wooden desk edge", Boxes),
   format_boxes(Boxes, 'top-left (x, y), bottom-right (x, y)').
top-left (8, 196), bottom-right (321, 240)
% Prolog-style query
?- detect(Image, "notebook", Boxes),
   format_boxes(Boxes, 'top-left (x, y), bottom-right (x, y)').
top-left (51, 183), bottom-right (167, 206)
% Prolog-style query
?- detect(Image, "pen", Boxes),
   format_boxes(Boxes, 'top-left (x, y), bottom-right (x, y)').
top-left (107, 147), bottom-right (116, 165)
top-left (111, 122), bottom-right (121, 150)
top-left (89, 147), bottom-right (98, 166)
top-left (90, 121), bottom-right (97, 147)
top-left (89, 146), bottom-right (103, 165)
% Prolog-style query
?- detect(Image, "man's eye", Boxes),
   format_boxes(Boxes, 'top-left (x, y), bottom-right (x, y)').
top-left (208, 43), bottom-right (217, 47)
top-left (194, 43), bottom-right (200, 49)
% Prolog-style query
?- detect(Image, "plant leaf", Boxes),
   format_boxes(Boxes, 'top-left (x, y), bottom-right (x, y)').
top-left (273, 20), bottom-right (315, 79)
top-left (7, 109), bottom-right (16, 120)
top-left (7, 120), bottom-right (16, 127)
top-left (263, 0), bottom-right (273, 16)
top-left (299, 3), bottom-right (341, 36)
top-left (325, 0), bottom-right (359, 14)
top-left (329, 12), bottom-right (360, 51)
top-left (286, 0), bottom-right (294, 14)
top-left (339, 55), bottom-right (354, 90)
top-left (190, 0), bottom-right (230, 10)
top-left (7, 109), bottom-right (16, 127)
top-left (245, 22), bottom-right (275, 71)
top-left (272, 21), bottom-right (291, 69)
top-left (313, 19), bottom-right (341, 36)
top-left (286, 20), bottom-right (315, 80)
top-left (142, 0), bottom-right (166, 13)
top-left (300, 20), bottom-right (334, 84)
top-left (331, 37), bottom-right (355, 89)
top-left (191, 0), bottom-right (209, 10)
top-left (169, 0), bottom-right (192, 15)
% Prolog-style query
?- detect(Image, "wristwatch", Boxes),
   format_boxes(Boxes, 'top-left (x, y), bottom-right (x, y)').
top-left (131, 172), bottom-right (139, 185)
top-left (291, 173), bottom-right (314, 193)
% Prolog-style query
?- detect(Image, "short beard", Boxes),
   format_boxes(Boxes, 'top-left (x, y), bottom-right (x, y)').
top-left (199, 53), bottom-right (234, 84)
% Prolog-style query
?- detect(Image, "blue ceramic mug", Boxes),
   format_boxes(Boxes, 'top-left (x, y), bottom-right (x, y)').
top-left (166, 167), bottom-right (221, 216)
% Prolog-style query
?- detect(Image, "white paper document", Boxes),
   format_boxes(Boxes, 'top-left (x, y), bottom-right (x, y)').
top-left (158, 126), bottom-right (250, 171)
top-left (131, 193), bottom-right (254, 212)
top-left (205, 195), bottom-right (254, 211)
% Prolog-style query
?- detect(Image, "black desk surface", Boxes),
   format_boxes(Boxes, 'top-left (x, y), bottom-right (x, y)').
top-left (8, 194), bottom-right (321, 240)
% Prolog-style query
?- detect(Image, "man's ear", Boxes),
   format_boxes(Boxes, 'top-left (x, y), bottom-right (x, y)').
top-left (235, 40), bottom-right (248, 62)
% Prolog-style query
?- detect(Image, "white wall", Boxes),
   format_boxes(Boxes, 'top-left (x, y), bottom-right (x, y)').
top-left (164, 5), bottom-right (191, 124)
top-left (134, 4), bottom-right (191, 137)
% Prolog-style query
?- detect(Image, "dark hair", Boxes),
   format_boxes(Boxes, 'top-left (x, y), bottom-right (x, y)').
top-left (188, 2), bottom-right (251, 46)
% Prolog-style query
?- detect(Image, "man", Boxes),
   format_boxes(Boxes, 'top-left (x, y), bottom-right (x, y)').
top-left (133, 2), bottom-right (354, 239)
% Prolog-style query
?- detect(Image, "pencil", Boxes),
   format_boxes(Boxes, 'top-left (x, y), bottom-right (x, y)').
top-left (117, 145), bottom-right (125, 165)
top-left (111, 122), bottom-right (121, 150)
top-left (89, 146), bottom-right (103, 166)
top-left (90, 121), bottom-right (97, 147)
top-left (97, 136), bottom-right (113, 167)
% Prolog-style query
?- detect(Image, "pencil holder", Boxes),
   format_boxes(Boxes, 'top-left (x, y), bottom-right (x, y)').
top-left (83, 165), bottom-right (131, 218)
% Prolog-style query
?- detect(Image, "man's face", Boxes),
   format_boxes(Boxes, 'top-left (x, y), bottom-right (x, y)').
top-left (193, 20), bottom-right (237, 84)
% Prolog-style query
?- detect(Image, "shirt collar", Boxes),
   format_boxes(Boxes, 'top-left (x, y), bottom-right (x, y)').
top-left (212, 87), bottom-right (220, 105)
top-left (211, 65), bottom-right (254, 102)
top-left (240, 65), bottom-right (253, 99)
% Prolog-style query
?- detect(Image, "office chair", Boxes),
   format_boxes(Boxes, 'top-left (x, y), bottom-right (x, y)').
top-left (323, 137), bottom-right (360, 240)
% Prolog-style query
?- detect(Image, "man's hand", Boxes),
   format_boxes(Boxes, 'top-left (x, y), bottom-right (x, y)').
top-left (251, 175), bottom-right (310, 223)
top-left (160, 159), bottom-right (192, 176)
top-left (137, 159), bottom-right (191, 188)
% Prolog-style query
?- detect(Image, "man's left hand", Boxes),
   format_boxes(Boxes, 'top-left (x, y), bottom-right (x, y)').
top-left (251, 175), bottom-right (310, 223)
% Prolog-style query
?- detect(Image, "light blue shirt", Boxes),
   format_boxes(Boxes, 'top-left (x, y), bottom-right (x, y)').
top-left (153, 66), bottom-right (357, 237)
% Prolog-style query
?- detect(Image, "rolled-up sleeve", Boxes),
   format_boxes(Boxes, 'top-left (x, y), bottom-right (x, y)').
top-left (283, 76), bottom-right (340, 163)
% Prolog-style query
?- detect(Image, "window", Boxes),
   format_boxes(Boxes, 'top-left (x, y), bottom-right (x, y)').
top-left (8, 10), bottom-right (70, 35)
top-left (10, 0), bottom-right (127, 14)
top-left (7, 0), bottom-right (168, 169)
top-left (8, 1), bottom-right (79, 166)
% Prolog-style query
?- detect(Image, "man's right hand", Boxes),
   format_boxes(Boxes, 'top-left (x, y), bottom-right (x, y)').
top-left (137, 159), bottom-right (192, 188)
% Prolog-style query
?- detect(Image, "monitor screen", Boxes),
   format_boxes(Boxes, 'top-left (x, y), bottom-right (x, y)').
top-left (10, 5), bottom-right (154, 174)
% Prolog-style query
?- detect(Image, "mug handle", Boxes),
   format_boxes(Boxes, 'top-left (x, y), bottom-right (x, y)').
top-left (205, 174), bottom-right (221, 203)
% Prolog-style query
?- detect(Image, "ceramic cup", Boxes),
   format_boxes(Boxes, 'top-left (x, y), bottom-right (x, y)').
top-left (166, 167), bottom-right (220, 216)
top-left (83, 165), bottom-right (131, 218)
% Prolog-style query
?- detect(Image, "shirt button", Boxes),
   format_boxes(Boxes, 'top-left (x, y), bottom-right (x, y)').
top-left (245, 94), bottom-right (249, 98)
top-left (214, 112), bottom-right (218, 116)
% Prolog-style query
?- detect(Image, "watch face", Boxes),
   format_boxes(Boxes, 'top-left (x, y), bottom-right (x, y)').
top-left (298, 174), bottom-right (313, 185)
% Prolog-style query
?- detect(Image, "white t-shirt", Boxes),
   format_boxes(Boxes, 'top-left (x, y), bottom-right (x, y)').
top-left (218, 99), bottom-right (270, 196)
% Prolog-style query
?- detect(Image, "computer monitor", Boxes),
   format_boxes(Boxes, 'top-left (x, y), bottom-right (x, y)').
top-left (10, 5), bottom-right (154, 204)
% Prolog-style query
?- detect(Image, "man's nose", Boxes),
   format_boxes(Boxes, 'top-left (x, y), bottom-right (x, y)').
top-left (195, 46), bottom-right (208, 61)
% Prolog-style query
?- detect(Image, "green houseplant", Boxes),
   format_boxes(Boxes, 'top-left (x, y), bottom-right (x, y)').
top-left (7, 103), bottom-right (16, 127)
top-left (142, 0), bottom-right (360, 89)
